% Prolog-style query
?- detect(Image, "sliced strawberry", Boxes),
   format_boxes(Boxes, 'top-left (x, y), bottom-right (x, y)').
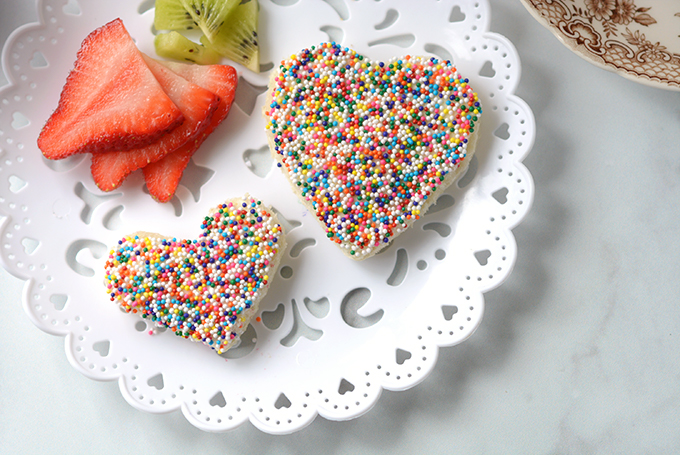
top-left (143, 61), bottom-right (238, 202)
top-left (90, 55), bottom-right (220, 191)
top-left (38, 19), bottom-right (184, 159)
top-left (142, 148), bottom-right (196, 203)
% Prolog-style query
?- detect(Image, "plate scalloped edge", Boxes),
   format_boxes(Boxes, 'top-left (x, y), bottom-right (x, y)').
top-left (0, 0), bottom-right (535, 434)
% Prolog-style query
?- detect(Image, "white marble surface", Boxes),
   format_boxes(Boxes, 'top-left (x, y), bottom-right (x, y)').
top-left (1, 0), bottom-right (679, 453)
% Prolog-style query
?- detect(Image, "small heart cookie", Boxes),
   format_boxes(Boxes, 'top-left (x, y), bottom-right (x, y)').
top-left (264, 43), bottom-right (482, 259)
top-left (104, 196), bottom-right (286, 354)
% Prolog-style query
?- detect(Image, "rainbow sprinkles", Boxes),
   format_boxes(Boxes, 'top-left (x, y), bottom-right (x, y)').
top-left (104, 196), bottom-right (286, 354)
top-left (264, 42), bottom-right (482, 259)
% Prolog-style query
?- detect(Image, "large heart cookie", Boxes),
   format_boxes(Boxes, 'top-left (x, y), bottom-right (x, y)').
top-left (104, 196), bottom-right (286, 354)
top-left (264, 43), bottom-right (482, 259)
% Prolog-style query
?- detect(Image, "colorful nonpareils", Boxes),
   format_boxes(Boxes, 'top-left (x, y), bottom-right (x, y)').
top-left (264, 43), bottom-right (482, 260)
top-left (104, 195), bottom-right (286, 354)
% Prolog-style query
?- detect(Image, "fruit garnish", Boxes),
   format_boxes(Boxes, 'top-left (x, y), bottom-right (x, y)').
top-left (200, 0), bottom-right (260, 72)
top-left (179, 0), bottom-right (240, 42)
top-left (38, 18), bottom-right (184, 159)
top-left (154, 31), bottom-right (222, 64)
top-left (153, 0), bottom-right (197, 31)
top-left (153, 0), bottom-right (260, 72)
top-left (90, 54), bottom-right (220, 191)
top-left (143, 60), bottom-right (238, 202)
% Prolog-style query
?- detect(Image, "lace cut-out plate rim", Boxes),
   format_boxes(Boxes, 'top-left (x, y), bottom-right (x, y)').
top-left (520, 0), bottom-right (680, 91)
top-left (0, 0), bottom-right (535, 434)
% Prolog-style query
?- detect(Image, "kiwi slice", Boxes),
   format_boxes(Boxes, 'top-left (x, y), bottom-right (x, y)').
top-left (154, 31), bottom-right (222, 64)
top-left (179, 0), bottom-right (240, 42)
top-left (201, 0), bottom-right (259, 72)
top-left (154, 0), bottom-right (197, 31)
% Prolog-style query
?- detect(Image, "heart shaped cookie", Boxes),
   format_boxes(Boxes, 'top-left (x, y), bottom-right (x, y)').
top-left (104, 196), bottom-right (286, 354)
top-left (264, 43), bottom-right (482, 259)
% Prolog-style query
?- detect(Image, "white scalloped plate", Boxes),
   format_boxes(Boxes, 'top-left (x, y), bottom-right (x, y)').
top-left (0, 0), bottom-right (534, 434)
top-left (520, 0), bottom-right (680, 91)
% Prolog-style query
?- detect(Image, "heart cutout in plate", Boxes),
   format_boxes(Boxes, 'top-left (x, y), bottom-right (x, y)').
top-left (264, 42), bottom-right (482, 260)
top-left (104, 195), bottom-right (286, 354)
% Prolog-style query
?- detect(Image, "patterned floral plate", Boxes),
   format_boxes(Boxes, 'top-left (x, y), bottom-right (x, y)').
top-left (520, 0), bottom-right (680, 91)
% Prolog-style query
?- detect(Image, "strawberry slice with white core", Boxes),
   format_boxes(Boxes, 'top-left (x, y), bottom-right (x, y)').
top-left (143, 61), bottom-right (238, 202)
top-left (90, 54), bottom-right (220, 192)
top-left (38, 19), bottom-right (184, 159)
